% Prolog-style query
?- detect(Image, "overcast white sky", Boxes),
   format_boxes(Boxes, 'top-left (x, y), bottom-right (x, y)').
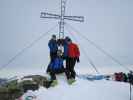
top-left (0, 0), bottom-right (133, 76)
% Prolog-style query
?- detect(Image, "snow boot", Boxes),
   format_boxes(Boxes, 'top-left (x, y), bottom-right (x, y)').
top-left (51, 80), bottom-right (58, 87)
top-left (68, 78), bottom-right (76, 85)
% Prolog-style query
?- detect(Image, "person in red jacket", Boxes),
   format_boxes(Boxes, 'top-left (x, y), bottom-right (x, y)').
top-left (65, 38), bottom-right (80, 83)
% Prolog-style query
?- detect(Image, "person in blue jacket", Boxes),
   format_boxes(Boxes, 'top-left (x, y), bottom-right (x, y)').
top-left (49, 50), bottom-right (65, 86)
top-left (48, 35), bottom-right (58, 61)
top-left (47, 35), bottom-right (58, 73)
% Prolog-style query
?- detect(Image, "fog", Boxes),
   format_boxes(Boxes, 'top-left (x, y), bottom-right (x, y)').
top-left (0, 0), bottom-right (133, 76)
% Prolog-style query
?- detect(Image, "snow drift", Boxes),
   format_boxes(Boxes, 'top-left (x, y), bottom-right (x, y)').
top-left (21, 74), bottom-right (132, 100)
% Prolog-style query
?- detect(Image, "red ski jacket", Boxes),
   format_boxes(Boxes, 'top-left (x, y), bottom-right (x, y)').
top-left (68, 43), bottom-right (80, 58)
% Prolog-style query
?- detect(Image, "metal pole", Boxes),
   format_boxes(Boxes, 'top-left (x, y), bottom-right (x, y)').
top-left (130, 82), bottom-right (132, 100)
top-left (59, 0), bottom-right (66, 39)
top-left (129, 71), bottom-right (133, 100)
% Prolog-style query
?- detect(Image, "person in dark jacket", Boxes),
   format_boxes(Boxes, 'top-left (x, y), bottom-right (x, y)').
top-left (47, 35), bottom-right (58, 73)
top-left (63, 37), bottom-right (71, 81)
top-left (128, 71), bottom-right (133, 85)
top-left (65, 39), bottom-right (80, 84)
top-left (63, 37), bottom-right (70, 59)
top-left (49, 50), bottom-right (65, 86)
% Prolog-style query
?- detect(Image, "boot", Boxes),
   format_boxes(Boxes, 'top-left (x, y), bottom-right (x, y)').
top-left (68, 78), bottom-right (76, 85)
top-left (51, 80), bottom-right (58, 87)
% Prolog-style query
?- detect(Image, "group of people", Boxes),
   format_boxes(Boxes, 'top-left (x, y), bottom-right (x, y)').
top-left (46, 35), bottom-right (80, 86)
top-left (114, 71), bottom-right (133, 84)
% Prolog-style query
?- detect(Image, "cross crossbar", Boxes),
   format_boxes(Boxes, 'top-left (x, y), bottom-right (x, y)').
top-left (40, 0), bottom-right (84, 38)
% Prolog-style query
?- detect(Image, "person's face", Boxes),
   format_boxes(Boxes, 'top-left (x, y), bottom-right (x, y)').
top-left (52, 37), bottom-right (56, 40)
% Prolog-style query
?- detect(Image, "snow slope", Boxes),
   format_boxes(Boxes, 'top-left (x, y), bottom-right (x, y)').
top-left (21, 74), bottom-right (132, 100)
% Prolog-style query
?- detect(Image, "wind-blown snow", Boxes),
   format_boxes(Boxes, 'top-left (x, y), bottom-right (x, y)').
top-left (21, 74), bottom-right (132, 100)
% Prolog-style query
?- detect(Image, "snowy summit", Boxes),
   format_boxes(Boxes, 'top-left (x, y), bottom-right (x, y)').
top-left (21, 74), bottom-right (131, 100)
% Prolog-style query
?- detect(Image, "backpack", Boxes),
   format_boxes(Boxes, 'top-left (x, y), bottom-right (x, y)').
top-left (49, 57), bottom-right (64, 71)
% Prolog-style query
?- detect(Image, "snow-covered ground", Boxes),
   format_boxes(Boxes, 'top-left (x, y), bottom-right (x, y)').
top-left (20, 74), bottom-right (132, 100)
top-left (1, 65), bottom-right (133, 78)
top-left (0, 66), bottom-right (132, 100)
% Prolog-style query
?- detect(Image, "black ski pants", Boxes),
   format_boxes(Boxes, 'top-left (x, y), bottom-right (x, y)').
top-left (65, 57), bottom-right (77, 79)
top-left (50, 52), bottom-right (57, 62)
top-left (49, 68), bottom-right (65, 80)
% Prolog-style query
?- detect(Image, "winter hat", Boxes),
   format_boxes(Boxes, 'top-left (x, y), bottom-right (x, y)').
top-left (52, 34), bottom-right (56, 38)
top-left (67, 38), bottom-right (72, 42)
top-left (65, 36), bottom-right (70, 40)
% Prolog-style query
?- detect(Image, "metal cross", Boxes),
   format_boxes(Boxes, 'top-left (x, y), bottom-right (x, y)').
top-left (40, 0), bottom-right (84, 39)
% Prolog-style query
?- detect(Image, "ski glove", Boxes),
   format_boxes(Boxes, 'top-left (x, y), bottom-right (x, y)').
top-left (76, 57), bottom-right (80, 63)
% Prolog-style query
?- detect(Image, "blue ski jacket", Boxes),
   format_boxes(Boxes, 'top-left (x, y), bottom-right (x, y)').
top-left (48, 39), bottom-right (58, 53)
